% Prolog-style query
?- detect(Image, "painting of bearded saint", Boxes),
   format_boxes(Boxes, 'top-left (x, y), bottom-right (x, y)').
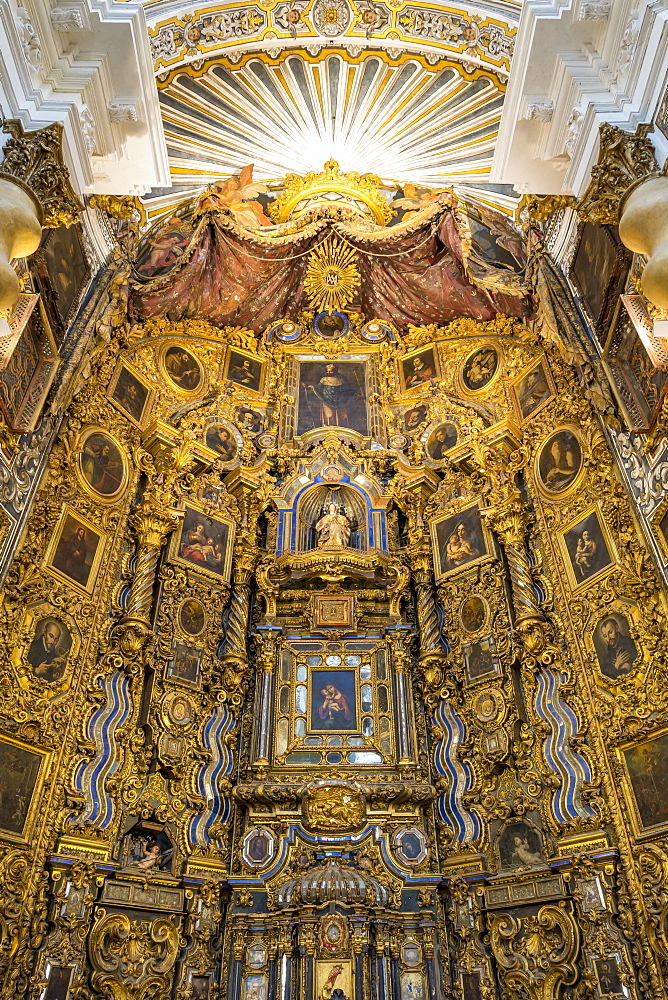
top-left (297, 361), bottom-right (368, 436)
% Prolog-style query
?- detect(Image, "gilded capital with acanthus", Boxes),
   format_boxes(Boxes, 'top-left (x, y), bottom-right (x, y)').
top-left (130, 504), bottom-right (179, 551)
top-left (482, 498), bottom-right (532, 549)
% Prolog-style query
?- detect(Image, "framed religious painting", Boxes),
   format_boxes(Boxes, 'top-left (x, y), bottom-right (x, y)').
top-left (169, 503), bottom-right (235, 584)
top-left (202, 419), bottom-right (241, 469)
top-left (44, 506), bottom-right (106, 595)
top-left (165, 641), bottom-right (203, 687)
top-left (0, 733), bottom-right (48, 840)
top-left (309, 668), bottom-right (358, 732)
top-left (424, 422), bottom-right (458, 464)
top-left (604, 299), bottom-right (668, 431)
top-left (430, 502), bottom-right (494, 582)
top-left (463, 636), bottom-right (501, 685)
top-left (570, 222), bottom-right (631, 348)
top-left (15, 604), bottom-right (80, 687)
top-left (591, 954), bottom-right (631, 999)
top-left (458, 343), bottom-right (500, 395)
top-left (589, 609), bottom-right (641, 682)
top-left (0, 296), bottom-right (59, 433)
top-left (400, 346), bottom-right (439, 392)
top-left (619, 728), bottom-right (668, 835)
top-left (159, 343), bottom-right (205, 394)
top-left (107, 359), bottom-right (154, 429)
top-left (535, 426), bottom-right (585, 499)
top-left (558, 506), bottom-right (617, 593)
top-left (223, 346), bottom-right (265, 395)
top-left (402, 403), bottom-right (428, 436)
top-left (42, 964), bottom-right (75, 1000)
top-left (511, 357), bottom-right (555, 424)
top-left (296, 359), bottom-right (368, 437)
top-left (74, 426), bottom-right (129, 503)
top-left (177, 598), bottom-right (207, 638)
top-left (29, 223), bottom-right (90, 344)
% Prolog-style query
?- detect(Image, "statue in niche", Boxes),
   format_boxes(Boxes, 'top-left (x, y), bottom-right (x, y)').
top-left (316, 502), bottom-right (351, 550)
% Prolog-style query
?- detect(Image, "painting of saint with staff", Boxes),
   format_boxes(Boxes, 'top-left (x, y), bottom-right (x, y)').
top-left (297, 360), bottom-right (368, 436)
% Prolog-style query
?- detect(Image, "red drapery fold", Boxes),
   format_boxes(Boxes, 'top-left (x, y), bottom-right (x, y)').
top-left (129, 208), bottom-right (533, 330)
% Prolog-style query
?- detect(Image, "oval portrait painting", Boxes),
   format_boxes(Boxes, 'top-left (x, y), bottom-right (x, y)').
top-left (205, 422), bottom-right (239, 465)
top-left (179, 598), bottom-right (206, 637)
top-left (426, 423), bottom-right (458, 462)
top-left (462, 346), bottom-right (498, 392)
top-left (77, 430), bottom-right (127, 500)
top-left (538, 430), bottom-right (583, 494)
top-left (460, 595), bottom-right (487, 634)
top-left (163, 345), bottom-right (203, 392)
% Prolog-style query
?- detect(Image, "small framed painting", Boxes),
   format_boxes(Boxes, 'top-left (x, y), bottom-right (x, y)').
top-left (559, 507), bottom-right (617, 592)
top-left (166, 641), bottom-right (203, 687)
top-left (0, 733), bottom-right (48, 839)
top-left (535, 427), bottom-right (584, 498)
top-left (400, 346), bottom-right (439, 392)
top-left (45, 506), bottom-right (106, 594)
top-left (460, 344), bottom-right (499, 393)
top-left (224, 347), bottom-right (265, 395)
top-left (430, 503), bottom-right (493, 582)
top-left (309, 669), bottom-right (358, 732)
top-left (620, 729), bottom-right (668, 834)
top-left (160, 343), bottom-right (204, 394)
top-left (75, 427), bottom-right (129, 503)
top-left (169, 504), bottom-right (235, 584)
top-left (511, 357), bottom-right (555, 423)
top-left (108, 359), bottom-right (153, 428)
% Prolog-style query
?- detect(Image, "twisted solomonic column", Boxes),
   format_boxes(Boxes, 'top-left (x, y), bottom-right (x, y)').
top-left (113, 498), bottom-right (180, 668)
top-left (220, 533), bottom-right (259, 710)
top-left (407, 533), bottom-right (449, 704)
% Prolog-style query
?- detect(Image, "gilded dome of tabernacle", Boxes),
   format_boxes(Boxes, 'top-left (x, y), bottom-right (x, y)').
top-left (277, 857), bottom-right (391, 908)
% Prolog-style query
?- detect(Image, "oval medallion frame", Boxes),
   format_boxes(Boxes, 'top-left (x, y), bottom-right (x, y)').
top-left (75, 425), bottom-right (129, 504)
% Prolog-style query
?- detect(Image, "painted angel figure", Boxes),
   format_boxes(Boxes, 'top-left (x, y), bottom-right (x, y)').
top-left (194, 164), bottom-right (271, 228)
top-left (393, 183), bottom-right (446, 220)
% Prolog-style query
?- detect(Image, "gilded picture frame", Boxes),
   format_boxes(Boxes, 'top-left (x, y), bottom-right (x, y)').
top-left (584, 601), bottom-right (644, 684)
top-left (430, 502), bottom-right (495, 583)
top-left (74, 425), bottom-right (130, 504)
top-left (159, 342), bottom-right (205, 395)
top-left (457, 343), bottom-right (502, 396)
top-left (223, 345), bottom-right (266, 396)
top-left (44, 505), bottom-right (107, 596)
top-left (510, 356), bottom-right (555, 425)
top-left (107, 358), bottom-right (154, 429)
top-left (557, 505), bottom-right (618, 594)
top-left (399, 345), bottom-right (439, 393)
top-left (617, 727), bottom-right (668, 838)
top-left (13, 602), bottom-right (81, 689)
top-left (533, 425), bottom-right (586, 500)
top-left (168, 502), bottom-right (235, 584)
top-left (0, 732), bottom-right (49, 842)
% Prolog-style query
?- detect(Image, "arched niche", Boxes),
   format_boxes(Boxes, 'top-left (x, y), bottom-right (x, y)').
top-left (297, 484), bottom-right (369, 553)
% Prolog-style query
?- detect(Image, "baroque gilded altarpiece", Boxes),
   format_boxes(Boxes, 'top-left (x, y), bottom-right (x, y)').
top-left (2, 166), bottom-right (668, 1000)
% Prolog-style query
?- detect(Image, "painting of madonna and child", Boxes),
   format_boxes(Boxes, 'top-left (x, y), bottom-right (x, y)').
top-left (431, 504), bottom-right (490, 581)
top-left (310, 669), bottom-right (358, 732)
top-left (171, 506), bottom-right (234, 583)
top-left (297, 361), bottom-right (368, 436)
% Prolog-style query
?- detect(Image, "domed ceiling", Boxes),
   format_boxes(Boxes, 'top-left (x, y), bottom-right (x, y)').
top-left (144, 0), bottom-right (521, 194)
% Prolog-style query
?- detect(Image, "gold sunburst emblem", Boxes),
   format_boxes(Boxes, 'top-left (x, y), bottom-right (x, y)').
top-left (304, 238), bottom-right (360, 314)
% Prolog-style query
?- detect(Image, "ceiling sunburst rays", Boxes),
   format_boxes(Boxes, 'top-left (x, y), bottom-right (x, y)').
top-left (159, 48), bottom-right (506, 187)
